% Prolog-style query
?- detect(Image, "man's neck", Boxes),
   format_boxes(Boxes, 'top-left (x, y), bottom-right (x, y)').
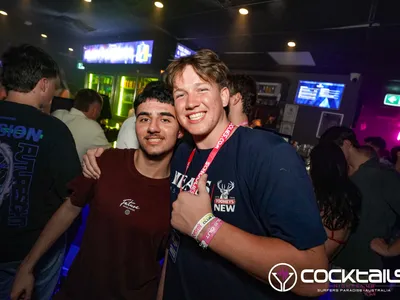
top-left (349, 151), bottom-right (370, 170)
top-left (134, 149), bottom-right (171, 179)
top-left (7, 91), bottom-right (40, 109)
top-left (193, 116), bottom-right (232, 149)
top-left (228, 111), bottom-right (248, 127)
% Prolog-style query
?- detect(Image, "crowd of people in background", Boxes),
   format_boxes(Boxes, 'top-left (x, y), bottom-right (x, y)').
top-left (0, 44), bottom-right (400, 300)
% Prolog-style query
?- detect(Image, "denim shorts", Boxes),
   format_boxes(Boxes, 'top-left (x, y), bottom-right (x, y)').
top-left (0, 244), bottom-right (65, 300)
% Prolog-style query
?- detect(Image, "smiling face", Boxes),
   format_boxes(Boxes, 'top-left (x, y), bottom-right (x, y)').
top-left (135, 99), bottom-right (182, 157)
top-left (173, 65), bottom-right (230, 137)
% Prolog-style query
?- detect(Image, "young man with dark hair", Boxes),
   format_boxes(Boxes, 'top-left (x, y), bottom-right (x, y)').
top-left (115, 82), bottom-right (165, 150)
top-left (11, 82), bottom-right (183, 300)
top-left (319, 126), bottom-right (400, 278)
top-left (226, 74), bottom-right (257, 127)
top-left (81, 50), bottom-right (328, 299)
top-left (0, 44), bottom-right (81, 299)
top-left (52, 89), bottom-right (110, 161)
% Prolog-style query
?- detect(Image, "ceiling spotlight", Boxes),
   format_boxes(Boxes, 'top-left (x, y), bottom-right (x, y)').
top-left (41, 33), bottom-right (48, 38)
top-left (84, 0), bottom-right (92, 2)
top-left (154, 2), bottom-right (164, 8)
top-left (24, 21), bottom-right (33, 26)
top-left (239, 8), bottom-right (248, 15)
top-left (68, 48), bottom-right (74, 52)
top-left (288, 41), bottom-right (296, 47)
top-left (0, 10), bottom-right (8, 16)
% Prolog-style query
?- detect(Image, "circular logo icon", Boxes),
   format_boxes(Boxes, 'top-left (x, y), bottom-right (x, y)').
top-left (268, 263), bottom-right (297, 293)
top-left (124, 209), bottom-right (130, 215)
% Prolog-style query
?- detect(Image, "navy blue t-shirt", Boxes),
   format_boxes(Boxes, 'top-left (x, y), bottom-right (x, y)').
top-left (164, 126), bottom-right (326, 300)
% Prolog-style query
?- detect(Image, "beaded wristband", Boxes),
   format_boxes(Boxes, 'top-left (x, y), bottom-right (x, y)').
top-left (191, 213), bottom-right (214, 239)
top-left (199, 218), bottom-right (224, 249)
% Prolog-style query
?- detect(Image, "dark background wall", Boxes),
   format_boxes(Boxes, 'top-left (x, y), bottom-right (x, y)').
top-left (236, 70), bottom-right (362, 145)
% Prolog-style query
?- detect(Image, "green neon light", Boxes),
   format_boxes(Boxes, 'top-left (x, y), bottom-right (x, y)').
top-left (117, 76), bottom-right (126, 116)
top-left (88, 73), bottom-right (93, 89)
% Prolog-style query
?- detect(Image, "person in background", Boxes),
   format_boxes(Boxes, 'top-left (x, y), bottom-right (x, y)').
top-left (55, 70), bottom-right (70, 99)
top-left (11, 82), bottom-right (182, 300)
top-left (52, 89), bottom-right (110, 161)
top-left (115, 82), bottom-right (167, 149)
top-left (364, 136), bottom-right (392, 166)
top-left (226, 74), bottom-right (257, 127)
top-left (0, 44), bottom-right (81, 300)
top-left (390, 146), bottom-right (400, 173)
top-left (52, 88), bottom-right (111, 261)
top-left (319, 127), bottom-right (400, 276)
top-left (310, 143), bottom-right (362, 260)
top-left (116, 114), bottom-right (139, 149)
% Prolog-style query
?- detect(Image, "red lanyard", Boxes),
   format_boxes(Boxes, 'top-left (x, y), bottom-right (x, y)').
top-left (181, 122), bottom-right (236, 194)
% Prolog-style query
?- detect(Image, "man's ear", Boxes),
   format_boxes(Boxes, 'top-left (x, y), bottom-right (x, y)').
top-left (233, 93), bottom-right (242, 106)
top-left (343, 140), bottom-right (352, 148)
top-left (220, 87), bottom-right (230, 108)
top-left (37, 78), bottom-right (47, 93)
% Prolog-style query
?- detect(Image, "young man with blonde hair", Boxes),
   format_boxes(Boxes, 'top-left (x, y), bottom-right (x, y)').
top-left (81, 50), bottom-right (328, 299)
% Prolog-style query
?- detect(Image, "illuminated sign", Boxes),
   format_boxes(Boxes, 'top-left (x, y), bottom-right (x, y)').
top-left (383, 93), bottom-right (400, 107)
top-left (83, 40), bottom-right (154, 64)
top-left (77, 62), bottom-right (85, 70)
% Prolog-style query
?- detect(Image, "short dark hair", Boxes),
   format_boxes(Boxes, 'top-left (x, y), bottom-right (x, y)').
top-left (134, 81), bottom-right (173, 112)
top-left (227, 74), bottom-right (257, 117)
top-left (364, 136), bottom-right (386, 151)
top-left (73, 89), bottom-right (103, 112)
top-left (319, 126), bottom-right (359, 147)
top-left (165, 49), bottom-right (229, 90)
top-left (0, 44), bottom-right (59, 92)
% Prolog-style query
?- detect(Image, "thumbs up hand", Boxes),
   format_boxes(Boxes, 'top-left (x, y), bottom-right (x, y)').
top-left (171, 174), bottom-right (212, 236)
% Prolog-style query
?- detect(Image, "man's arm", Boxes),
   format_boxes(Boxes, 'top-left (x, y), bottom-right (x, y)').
top-left (19, 198), bottom-right (81, 271)
top-left (210, 141), bottom-right (328, 296)
top-left (371, 238), bottom-right (400, 257)
top-left (206, 223), bottom-right (328, 296)
top-left (156, 250), bottom-right (168, 300)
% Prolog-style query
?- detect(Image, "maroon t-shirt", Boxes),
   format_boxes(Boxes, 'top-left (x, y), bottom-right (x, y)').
top-left (55, 149), bottom-right (171, 300)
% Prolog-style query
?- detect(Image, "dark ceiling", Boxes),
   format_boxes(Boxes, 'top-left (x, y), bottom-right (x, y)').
top-left (0, 0), bottom-right (399, 74)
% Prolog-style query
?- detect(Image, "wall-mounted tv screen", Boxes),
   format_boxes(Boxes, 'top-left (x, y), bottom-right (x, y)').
top-left (294, 80), bottom-right (345, 110)
top-left (83, 40), bottom-right (154, 64)
top-left (174, 43), bottom-right (196, 59)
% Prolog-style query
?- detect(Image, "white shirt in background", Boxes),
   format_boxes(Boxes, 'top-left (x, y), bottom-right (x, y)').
top-left (52, 108), bottom-right (111, 161)
top-left (116, 116), bottom-right (139, 149)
